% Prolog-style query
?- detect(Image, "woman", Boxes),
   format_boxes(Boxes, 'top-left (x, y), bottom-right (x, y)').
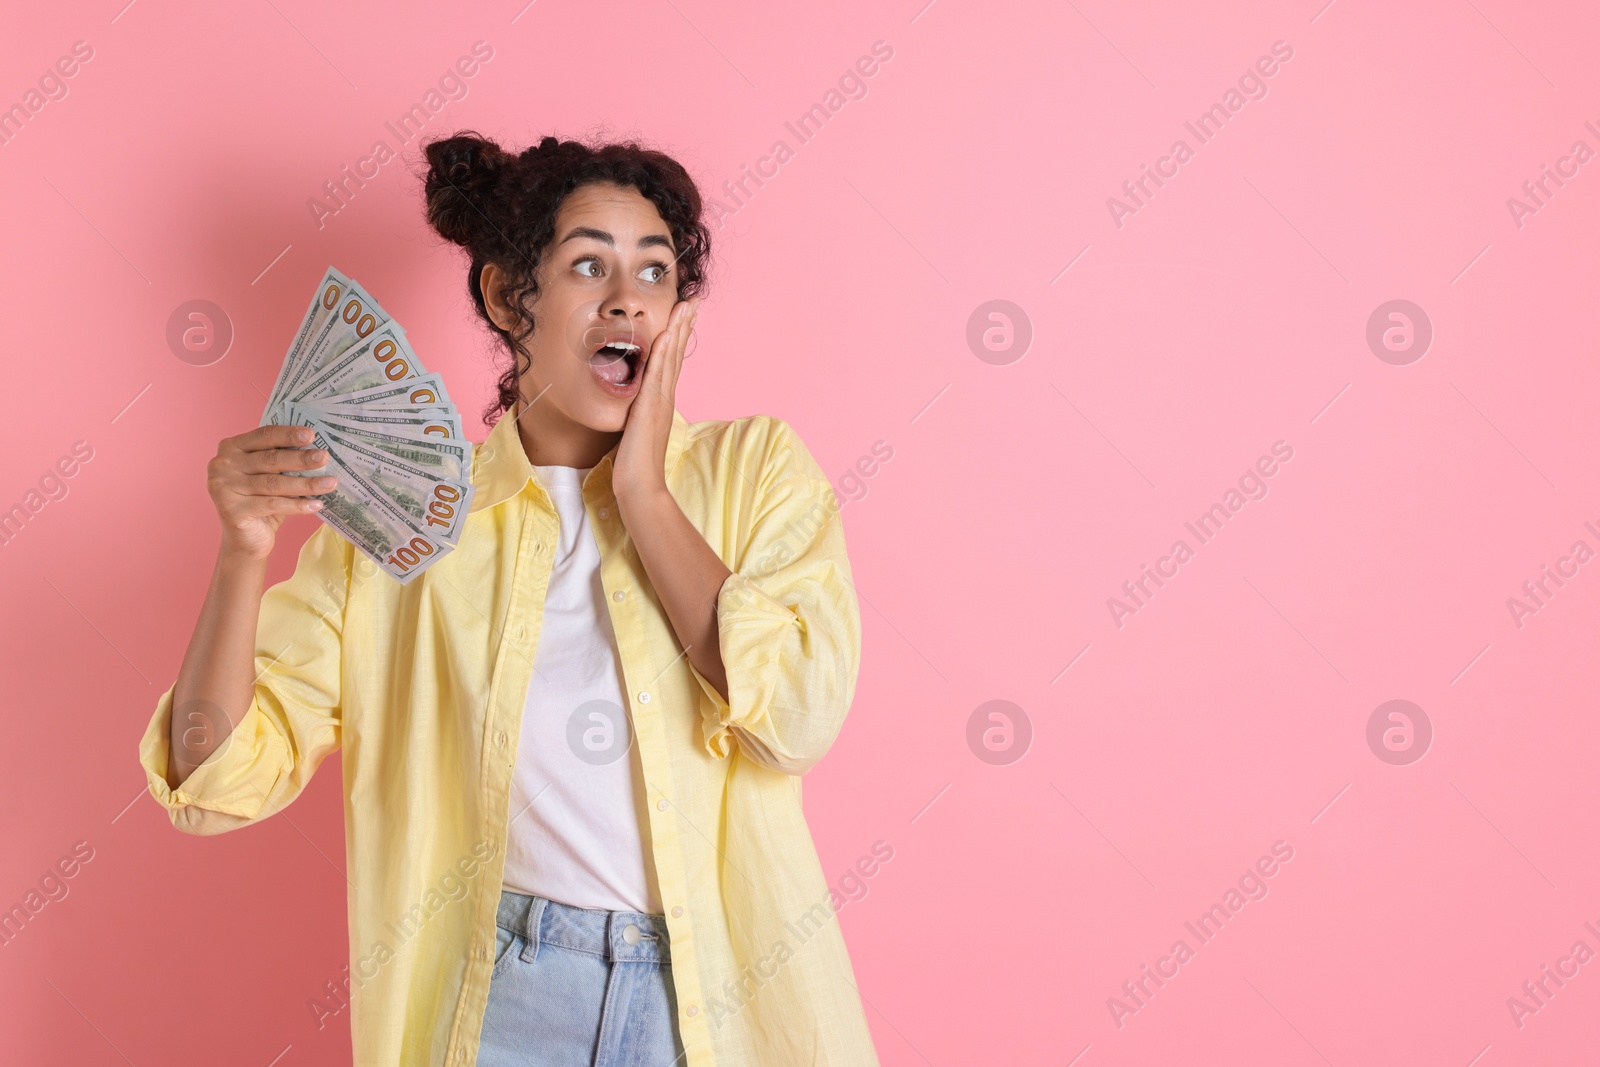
top-left (137, 132), bottom-right (880, 1066)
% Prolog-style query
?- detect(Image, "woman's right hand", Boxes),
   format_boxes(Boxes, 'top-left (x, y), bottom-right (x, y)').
top-left (207, 425), bottom-right (338, 560)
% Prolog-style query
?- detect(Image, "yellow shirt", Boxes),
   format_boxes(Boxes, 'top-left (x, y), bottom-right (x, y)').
top-left (138, 404), bottom-right (880, 1066)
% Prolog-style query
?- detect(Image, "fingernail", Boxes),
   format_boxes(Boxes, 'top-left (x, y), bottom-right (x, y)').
top-left (309, 501), bottom-right (323, 511)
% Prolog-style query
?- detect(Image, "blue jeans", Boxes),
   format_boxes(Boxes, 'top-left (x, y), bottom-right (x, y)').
top-left (477, 889), bottom-right (686, 1066)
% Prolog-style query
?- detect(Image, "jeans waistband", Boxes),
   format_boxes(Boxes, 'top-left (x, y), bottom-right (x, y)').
top-left (496, 889), bottom-right (671, 965)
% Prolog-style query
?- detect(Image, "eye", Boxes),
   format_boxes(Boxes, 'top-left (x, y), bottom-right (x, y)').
top-left (639, 262), bottom-right (671, 284)
top-left (574, 256), bottom-right (604, 278)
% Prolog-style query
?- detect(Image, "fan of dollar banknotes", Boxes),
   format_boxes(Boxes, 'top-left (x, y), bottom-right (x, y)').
top-left (261, 266), bottom-right (475, 585)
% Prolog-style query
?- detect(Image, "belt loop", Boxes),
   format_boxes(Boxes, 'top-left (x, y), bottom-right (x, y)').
top-left (520, 895), bottom-right (549, 963)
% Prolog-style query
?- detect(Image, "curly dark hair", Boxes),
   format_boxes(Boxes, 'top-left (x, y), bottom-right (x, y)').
top-left (420, 130), bottom-right (712, 426)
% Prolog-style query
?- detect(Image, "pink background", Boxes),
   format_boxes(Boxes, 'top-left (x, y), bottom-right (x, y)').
top-left (3, 0), bottom-right (1598, 1063)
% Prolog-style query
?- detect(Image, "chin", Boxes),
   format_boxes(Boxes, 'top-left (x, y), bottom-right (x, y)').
top-left (582, 400), bottom-right (633, 432)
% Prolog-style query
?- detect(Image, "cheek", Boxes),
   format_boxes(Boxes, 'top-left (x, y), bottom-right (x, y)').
top-left (527, 295), bottom-right (593, 367)
top-left (534, 335), bottom-right (589, 383)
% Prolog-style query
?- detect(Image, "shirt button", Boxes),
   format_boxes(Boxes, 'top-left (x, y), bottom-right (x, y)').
top-left (622, 923), bottom-right (641, 945)
top-left (613, 590), bottom-right (626, 602)
top-left (671, 906), bottom-right (683, 918)
top-left (598, 507), bottom-right (610, 519)
top-left (638, 691), bottom-right (651, 704)
top-left (686, 1004), bottom-right (699, 1018)
top-left (657, 799), bottom-right (669, 811)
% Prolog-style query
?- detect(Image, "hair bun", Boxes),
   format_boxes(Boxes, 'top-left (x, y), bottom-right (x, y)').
top-left (422, 131), bottom-right (513, 249)
top-left (520, 134), bottom-right (561, 162)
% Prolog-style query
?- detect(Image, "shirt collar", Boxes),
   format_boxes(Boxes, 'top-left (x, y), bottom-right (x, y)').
top-left (468, 401), bottom-right (692, 514)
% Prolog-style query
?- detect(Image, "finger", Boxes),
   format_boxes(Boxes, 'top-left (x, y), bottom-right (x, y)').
top-left (225, 495), bottom-right (325, 524)
top-left (233, 425), bottom-right (315, 453)
top-left (234, 472), bottom-right (338, 497)
top-left (650, 302), bottom-right (690, 357)
top-left (665, 314), bottom-right (690, 378)
top-left (683, 302), bottom-right (701, 355)
top-left (636, 302), bottom-right (693, 402)
top-left (639, 316), bottom-right (675, 382)
top-left (238, 447), bottom-right (330, 474)
top-left (667, 302), bottom-right (692, 353)
top-left (682, 307), bottom-right (701, 361)
top-left (643, 319), bottom-right (684, 401)
top-left (674, 302), bottom-right (699, 366)
top-left (636, 330), bottom-right (668, 402)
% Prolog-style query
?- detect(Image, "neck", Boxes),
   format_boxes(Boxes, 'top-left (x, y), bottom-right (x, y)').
top-left (511, 399), bottom-right (622, 469)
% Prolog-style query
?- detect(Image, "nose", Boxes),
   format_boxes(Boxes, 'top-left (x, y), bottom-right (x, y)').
top-left (600, 308), bottom-right (646, 349)
top-left (599, 276), bottom-right (649, 325)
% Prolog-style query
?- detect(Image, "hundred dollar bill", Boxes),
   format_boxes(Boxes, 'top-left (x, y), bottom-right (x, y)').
top-left (260, 266), bottom-right (469, 583)
top-left (272, 276), bottom-right (399, 422)
top-left (262, 266), bottom-right (350, 425)
top-left (310, 424), bottom-right (474, 544)
top-left (317, 421), bottom-right (471, 484)
top-left (320, 404), bottom-right (454, 421)
top-left (305, 436), bottom-right (451, 584)
top-left (287, 324), bottom-right (423, 408)
top-left (290, 401), bottom-right (465, 442)
top-left (319, 404), bottom-right (455, 423)
top-left (324, 373), bottom-right (452, 409)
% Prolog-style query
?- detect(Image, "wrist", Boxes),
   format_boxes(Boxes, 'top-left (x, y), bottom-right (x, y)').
top-left (216, 542), bottom-right (271, 576)
top-left (616, 481), bottom-right (672, 512)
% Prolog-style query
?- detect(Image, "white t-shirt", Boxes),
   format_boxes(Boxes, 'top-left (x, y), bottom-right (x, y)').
top-left (500, 464), bottom-right (663, 914)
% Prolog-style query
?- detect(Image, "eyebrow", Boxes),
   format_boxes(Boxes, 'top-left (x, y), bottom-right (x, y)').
top-left (557, 226), bottom-right (675, 252)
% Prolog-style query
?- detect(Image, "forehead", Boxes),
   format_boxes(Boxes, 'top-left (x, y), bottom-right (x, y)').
top-left (554, 183), bottom-right (671, 241)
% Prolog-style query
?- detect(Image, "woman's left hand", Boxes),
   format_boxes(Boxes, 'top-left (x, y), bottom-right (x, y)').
top-left (612, 296), bottom-right (700, 508)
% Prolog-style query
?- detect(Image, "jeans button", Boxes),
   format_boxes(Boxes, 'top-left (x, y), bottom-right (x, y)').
top-left (622, 923), bottom-right (641, 945)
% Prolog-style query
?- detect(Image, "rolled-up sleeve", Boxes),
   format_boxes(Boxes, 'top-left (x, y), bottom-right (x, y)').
top-left (137, 524), bottom-right (351, 835)
top-left (691, 418), bottom-right (862, 775)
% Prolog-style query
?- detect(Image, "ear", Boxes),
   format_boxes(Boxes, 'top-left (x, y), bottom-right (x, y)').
top-left (480, 263), bottom-right (514, 332)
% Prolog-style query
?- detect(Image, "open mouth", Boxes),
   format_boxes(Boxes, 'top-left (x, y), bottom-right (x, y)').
top-left (588, 340), bottom-right (642, 390)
